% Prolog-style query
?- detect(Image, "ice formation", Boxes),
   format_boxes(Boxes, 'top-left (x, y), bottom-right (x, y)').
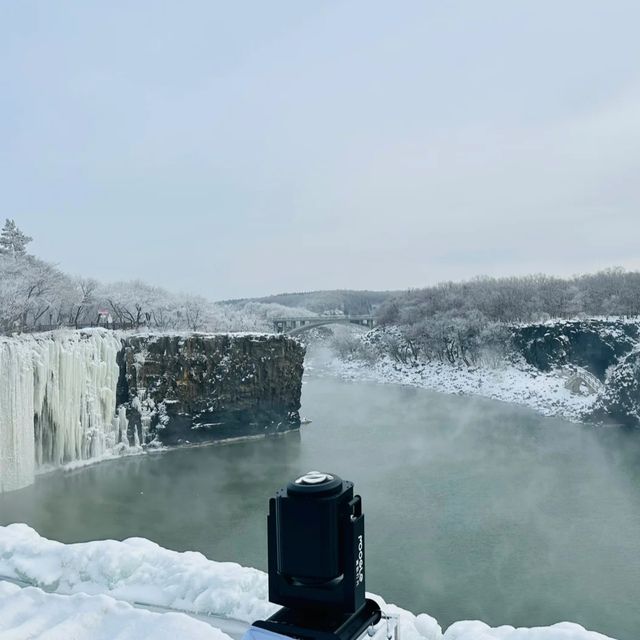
top-left (0, 336), bottom-right (35, 493)
top-left (0, 330), bottom-right (127, 492)
top-left (0, 525), bottom-right (617, 640)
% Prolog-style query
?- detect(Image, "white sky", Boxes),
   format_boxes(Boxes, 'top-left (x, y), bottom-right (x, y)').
top-left (1, 1), bottom-right (639, 299)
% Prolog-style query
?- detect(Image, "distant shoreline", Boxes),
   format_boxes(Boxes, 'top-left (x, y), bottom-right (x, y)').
top-left (308, 354), bottom-right (597, 423)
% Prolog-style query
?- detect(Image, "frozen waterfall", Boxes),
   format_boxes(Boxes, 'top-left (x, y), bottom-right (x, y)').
top-left (0, 330), bottom-right (127, 493)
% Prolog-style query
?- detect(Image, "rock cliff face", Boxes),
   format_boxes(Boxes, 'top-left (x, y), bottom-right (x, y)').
top-left (512, 319), bottom-right (639, 380)
top-left (589, 349), bottom-right (640, 427)
top-left (117, 333), bottom-right (305, 446)
top-left (512, 319), bottom-right (640, 427)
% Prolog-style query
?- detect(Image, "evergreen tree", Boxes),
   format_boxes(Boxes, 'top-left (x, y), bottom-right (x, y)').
top-left (0, 219), bottom-right (32, 257)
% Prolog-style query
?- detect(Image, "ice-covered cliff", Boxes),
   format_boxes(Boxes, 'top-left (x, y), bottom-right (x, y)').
top-left (0, 331), bottom-right (125, 492)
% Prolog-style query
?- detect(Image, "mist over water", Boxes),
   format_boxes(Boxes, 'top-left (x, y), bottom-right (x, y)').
top-left (1, 376), bottom-right (639, 640)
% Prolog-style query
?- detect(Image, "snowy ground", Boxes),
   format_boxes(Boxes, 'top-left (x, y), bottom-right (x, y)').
top-left (0, 581), bottom-right (229, 640)
top-left (310, 353), bottom-right (598, 422)
top-left (0, 524), bottom-right (616, 640)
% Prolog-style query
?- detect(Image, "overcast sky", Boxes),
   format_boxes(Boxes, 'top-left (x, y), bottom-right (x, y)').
top-left (1, 1), bottom-right (639, 300)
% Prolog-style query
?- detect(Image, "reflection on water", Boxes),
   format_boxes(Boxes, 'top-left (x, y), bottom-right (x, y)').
top-left (1, 377), bottom-right (639, 640)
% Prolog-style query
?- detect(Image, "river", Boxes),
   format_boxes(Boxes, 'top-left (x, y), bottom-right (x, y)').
top-left (1, 376), bottom-right (639, 639)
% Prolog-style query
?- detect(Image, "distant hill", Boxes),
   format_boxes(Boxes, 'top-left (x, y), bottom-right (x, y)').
top-left (221, 289), bottom-right (401, 316)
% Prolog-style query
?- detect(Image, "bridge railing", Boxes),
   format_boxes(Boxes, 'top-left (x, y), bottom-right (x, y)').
top-left (272, 315), bottom-right (376, 333)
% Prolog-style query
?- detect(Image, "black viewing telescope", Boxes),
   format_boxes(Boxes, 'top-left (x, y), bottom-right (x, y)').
top-left (245, 471), bottom-right (381, 640)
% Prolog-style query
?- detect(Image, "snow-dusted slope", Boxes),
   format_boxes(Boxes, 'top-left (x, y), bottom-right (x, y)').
top-left (0, 331), bottom-right (131, 493)
top-left (0, 525), bottom-right (615, 640)
top-left (321, 355), bottom-right (597, 422)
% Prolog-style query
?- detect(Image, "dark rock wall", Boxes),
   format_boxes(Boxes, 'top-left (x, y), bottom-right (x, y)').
top-left (512, 319), bottom-right (640, 427)
top-left (590, 349), bottom-right (640, 428)
top-left (512, 319), bottom-right (639, 380)
top-left (117, 333), bottom-right (305, 446)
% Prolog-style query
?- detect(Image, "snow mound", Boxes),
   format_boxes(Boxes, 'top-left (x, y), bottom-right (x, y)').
top-left (0, 581), bottom-right (231, 640)
top-left (0, 523), bottom-right (277, 623)
top-left (0, 525), bottom-right (616, 640)
top-left (443, 620), bottom-right (614, 640)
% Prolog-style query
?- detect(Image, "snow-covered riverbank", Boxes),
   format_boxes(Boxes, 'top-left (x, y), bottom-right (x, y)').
top-left (309, 353), bottom-right (598, 422)
top-left (0, 525), bottom-right (615, 640)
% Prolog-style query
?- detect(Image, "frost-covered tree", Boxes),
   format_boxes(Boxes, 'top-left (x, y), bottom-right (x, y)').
top-left (0, 231), bottom-right (300, 333)
top-left (0, 253), bottom-right (68, 332)
top-left (377, 268), bottom-right (640, 328)
top-left (0, 219), bottom-right (32, 257)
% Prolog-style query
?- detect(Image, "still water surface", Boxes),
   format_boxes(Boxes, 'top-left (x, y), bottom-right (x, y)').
top-left (1, 377), bottom-right (639, 639)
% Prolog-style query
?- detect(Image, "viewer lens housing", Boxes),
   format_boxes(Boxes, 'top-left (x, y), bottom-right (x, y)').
top-left (268, 471), bottom-right (365, 613)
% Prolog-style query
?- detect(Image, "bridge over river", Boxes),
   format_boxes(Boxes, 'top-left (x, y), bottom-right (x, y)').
top-left (273, 315), bottom-right (376, 335)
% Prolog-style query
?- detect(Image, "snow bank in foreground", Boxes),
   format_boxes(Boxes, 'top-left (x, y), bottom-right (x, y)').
top-left (0, 523), bottom-right (275, 624)
top-left (0, 525), bottom-right (615, 640)
top-left (442, 620), bottom-right (614, 640)
top-left (0, 581), bottom-right (230, 640)
top-left (319, 355), bottom-right (596, 422)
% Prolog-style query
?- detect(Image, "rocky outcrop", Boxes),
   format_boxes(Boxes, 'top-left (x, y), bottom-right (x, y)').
top-left (512, 319), bottom-right (640, 427)
top-left (589, 349), bottom-right (640, 427)
top-left (118, 333), bottom-right (305, 446)
top-left (512, 319), bottom-right (639, 380)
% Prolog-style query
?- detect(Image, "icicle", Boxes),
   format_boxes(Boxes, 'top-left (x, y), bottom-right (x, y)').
top-left (0, 340), bottom-right (36, 492)
top-left (118, 405), bottom-right (129, 446)
top-left (0, 330), bottom-right (128, 492)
